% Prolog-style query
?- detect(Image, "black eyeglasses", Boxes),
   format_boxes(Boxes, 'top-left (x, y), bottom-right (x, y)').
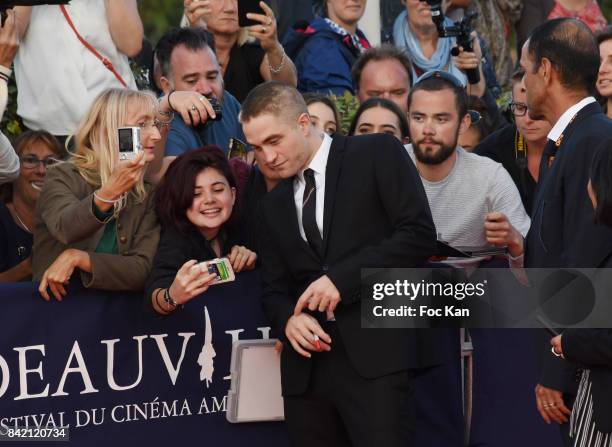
top-left (509, 101), bottom-right (528, 117)
top-left (415, 70), bottom-right (464, 89)
top-left (20, 155), bottom-right (62, 169)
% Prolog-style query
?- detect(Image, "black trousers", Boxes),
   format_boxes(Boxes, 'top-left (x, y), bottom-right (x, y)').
top-left (283, 323), bottom-right (415, 447)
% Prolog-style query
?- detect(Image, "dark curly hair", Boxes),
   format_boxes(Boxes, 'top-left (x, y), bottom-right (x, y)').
top-left (155, 146), bottom-right (238, 233)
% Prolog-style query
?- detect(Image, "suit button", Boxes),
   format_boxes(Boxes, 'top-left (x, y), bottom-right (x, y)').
top-left (119, 236), bottom-right (127, 244)
top-left (322, 264), bottom-right (329, 272)
top-left (117, 223), bottom-right (123, 230)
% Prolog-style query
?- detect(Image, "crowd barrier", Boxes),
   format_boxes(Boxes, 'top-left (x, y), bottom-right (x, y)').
top-left (0, 271), bottom-right (290, 446)
top-left (0, 270), bottom-right (564, 446)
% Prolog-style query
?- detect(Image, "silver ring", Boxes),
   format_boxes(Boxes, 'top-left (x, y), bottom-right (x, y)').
top-left (551, 346), bottom-right (562, 357)
top-left (543, 403), bottom-right (549, 408)
top-left (199, 96), bottom-right (206, 102)
top-left (267, 17), bottom-right (272, 25)
top-left (261, 26), bottom-right (267, 33)
top-left (191, 105), bottom-right (197, 111)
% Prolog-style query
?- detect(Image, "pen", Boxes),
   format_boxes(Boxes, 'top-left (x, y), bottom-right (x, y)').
top-left (313, 334), bottom-right (321, 351)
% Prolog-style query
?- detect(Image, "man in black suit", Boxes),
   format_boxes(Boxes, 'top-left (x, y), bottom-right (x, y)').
top-left (520, 18), bottom-right (612, 444)
top-left (240, 81), bottom-right (440, 446)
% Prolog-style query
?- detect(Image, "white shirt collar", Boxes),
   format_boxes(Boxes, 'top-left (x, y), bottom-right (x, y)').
top-left (297, 133), bottom-right (332, 181)
top-left (547, 96), bottom-right (596, 142)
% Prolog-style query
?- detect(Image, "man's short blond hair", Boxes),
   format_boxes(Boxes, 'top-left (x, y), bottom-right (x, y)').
top-left (239, 81), bottom-right (308, 125)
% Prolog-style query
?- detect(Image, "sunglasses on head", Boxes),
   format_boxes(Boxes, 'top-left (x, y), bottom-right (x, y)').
top-left (414, 70), bottom-right (465, 89)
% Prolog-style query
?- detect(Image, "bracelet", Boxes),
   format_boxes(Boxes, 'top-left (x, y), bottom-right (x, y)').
top-left (164, 288), bottom-right (178, 310)
top-left (158, 97), bottom-right (173, 117)
top-left (268, 50), bottom-right (286, 74)
top-left (93, 190), bottom-right (122, 204)
top-left (167, 91), bottom-right (177, 113)
top-left (0, 65), bottom-right (11, 78)
top-left (154, 289), bottom-right (168, 314)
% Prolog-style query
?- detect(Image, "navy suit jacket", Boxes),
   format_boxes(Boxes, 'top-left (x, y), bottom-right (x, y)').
top-left (525, 101), bottom-right (612, 394)
top-left (258, 133), bottom-right (442, 396)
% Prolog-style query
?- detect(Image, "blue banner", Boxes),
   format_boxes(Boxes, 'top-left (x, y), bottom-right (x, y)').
top-left (0, 271), bottom-right (289, 446)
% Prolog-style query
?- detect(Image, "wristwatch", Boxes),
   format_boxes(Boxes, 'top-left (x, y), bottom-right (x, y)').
top-left (164, 288), bottom-right (178, 309)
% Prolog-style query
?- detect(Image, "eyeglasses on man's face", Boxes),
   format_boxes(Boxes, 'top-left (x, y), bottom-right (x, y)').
top-left (509, 101), bottom-right (528, 117)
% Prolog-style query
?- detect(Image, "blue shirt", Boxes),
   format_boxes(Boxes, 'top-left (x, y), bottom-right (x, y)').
top-left (164, 91), bottom-right (245, 156)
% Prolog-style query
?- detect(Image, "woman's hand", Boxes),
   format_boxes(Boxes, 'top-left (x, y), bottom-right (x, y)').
top-left (0, 9), bottom-right (19, 68)
top-left (161, 90), bottom-right (217, 127)
top-left (168, 259), bottom-right (218, 305)
top-left (97, 152), bottom-right (147, 205)
top-left (39, 249), bottom-right (89, 301)
top-left (184, 0), bottom-right (211, 28)
top-left (246, 2), bottom-right (280, 53)
top-left (228, 245), bottom-right (257, 273)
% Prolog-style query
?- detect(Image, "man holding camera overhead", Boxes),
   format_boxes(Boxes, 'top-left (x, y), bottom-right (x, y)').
top-left (153, 27), bottom-right (247, 179)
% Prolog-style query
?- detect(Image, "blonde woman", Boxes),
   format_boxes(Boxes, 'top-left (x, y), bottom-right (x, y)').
top-left (182, 0), bottom-right (297, 102)
top-left (32, 88), bottom-right (165, 301)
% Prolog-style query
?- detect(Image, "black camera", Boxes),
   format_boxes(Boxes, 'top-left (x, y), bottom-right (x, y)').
top-left (1, 0), bottom-right (70, 26)
top-left (423, 0), bottom-right (480, 85)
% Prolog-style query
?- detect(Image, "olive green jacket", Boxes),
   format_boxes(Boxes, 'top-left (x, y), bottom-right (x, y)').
top-left (32, 162), bottom-right (160, 291)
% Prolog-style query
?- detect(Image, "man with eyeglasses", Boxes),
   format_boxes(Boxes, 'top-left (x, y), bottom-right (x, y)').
top-left (475, 69), bottom-right (552, 215)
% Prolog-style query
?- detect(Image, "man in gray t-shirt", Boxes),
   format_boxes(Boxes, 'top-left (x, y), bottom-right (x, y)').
top-left (407, 71), bottom-right (530, 263)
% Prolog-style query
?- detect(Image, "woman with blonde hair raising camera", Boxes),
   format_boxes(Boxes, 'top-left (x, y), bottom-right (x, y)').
top-left (33, 88), bottom-right (165, 301)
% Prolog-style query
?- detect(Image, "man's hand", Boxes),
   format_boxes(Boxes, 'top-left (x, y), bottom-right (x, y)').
top-left (161, 90), bottom-right (217, 127)
top-left (294, 275), bottom-right (341, 315)
top-left (551, 335), bottom-right (564, 359)
top-left (485, 212), bottom-right (524, 258)
top-left (285, 313), bottom-right (331, 358)
top-left (535, 384), bottom-right (571, 424)
top-left (228, 245), bottom-right (257, 273)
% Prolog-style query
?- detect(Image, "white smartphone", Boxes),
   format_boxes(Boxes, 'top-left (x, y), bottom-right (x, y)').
top-left (118, 127), bottom-right (141, 160)
top-left (192, 257), bottom-right (236, 284)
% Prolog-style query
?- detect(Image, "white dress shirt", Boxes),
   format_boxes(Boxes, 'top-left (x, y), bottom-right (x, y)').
top-left (293, 133), bottom-right (332, 242)
top-left (548, 96), bottom-right (596, 143)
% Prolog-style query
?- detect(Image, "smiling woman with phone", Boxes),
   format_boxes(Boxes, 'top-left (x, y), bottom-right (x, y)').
top-left (32, 88), bottom-right (165, 301)
top-left (146, 146), bottom-right (256, 315)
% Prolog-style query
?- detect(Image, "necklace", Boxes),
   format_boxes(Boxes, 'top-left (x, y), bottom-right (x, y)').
top-left (12, 205), bottom-right (32, 233)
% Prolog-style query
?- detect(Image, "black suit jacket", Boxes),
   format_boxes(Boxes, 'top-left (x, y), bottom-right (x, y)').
top-left (525, 102), bottom-right (612, 394)
top-left (259, 134), bottom-right (441, 396)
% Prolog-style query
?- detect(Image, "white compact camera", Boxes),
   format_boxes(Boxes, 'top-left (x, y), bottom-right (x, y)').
top-left (117, 127), bottom-right (141, 160)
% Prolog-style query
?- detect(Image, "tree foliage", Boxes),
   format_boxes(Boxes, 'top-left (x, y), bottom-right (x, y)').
top-left (139, 0), bottom-right (183, 44)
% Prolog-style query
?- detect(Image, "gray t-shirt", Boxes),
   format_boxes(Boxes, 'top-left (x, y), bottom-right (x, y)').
top-left (406, 145), bottom-right (531, 247)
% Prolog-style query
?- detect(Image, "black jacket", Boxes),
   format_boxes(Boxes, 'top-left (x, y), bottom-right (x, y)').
top-left (258, 133), bottom-right (442, 396)
top-left (525, 101), bottom-right (612, 395)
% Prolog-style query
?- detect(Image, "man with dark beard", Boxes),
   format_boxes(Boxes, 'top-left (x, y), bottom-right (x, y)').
top-left (405, 71), bottom-right (546, 447)
top-left (406, 71), bottom-right (530, 259)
